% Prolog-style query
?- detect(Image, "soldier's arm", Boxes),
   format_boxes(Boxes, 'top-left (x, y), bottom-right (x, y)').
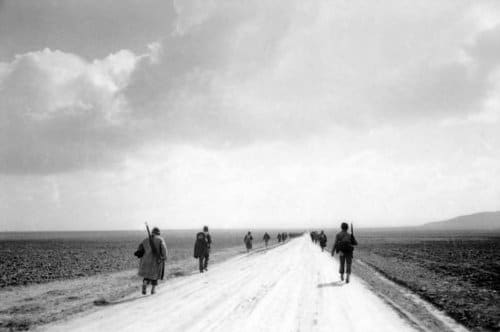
top-left (161, 239), bottom-right (168, 261)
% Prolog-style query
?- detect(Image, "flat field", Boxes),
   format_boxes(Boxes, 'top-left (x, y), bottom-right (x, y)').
top-left (0, 229), bottom-right (278, 288)
top-left (354, 229), bottom-right (500, 331)
top-left (0, 229), bottom-right (287, 331)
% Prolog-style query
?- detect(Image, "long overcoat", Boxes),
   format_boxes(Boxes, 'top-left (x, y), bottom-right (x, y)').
top-left (244, 235), bottom-right (253, 250)
top-left (319, 234), bottom-right (327, 247)
top-left (138, 235), bottom-right (167, 280)
top-left (194, 232), bottom-right (209, 258)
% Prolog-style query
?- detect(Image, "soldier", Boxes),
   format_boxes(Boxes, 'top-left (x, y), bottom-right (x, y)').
top-left (332, 222), bottom-right (358, 283)
top-left (194, 226), bottom-right (212, 273)
top-left (136, 227), bottom-right (167, 295)
top-left (244, 231), bottom-right (253, 253)
top-left (263, 232), bottom-right (271, 247)
top-left (318, 230), bottom-right (327, 252)
top-left (277, 233), bottom-right (282, 243)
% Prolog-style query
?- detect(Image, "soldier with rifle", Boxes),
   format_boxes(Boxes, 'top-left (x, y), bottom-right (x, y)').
top-left (331, 222), bottom-right (358, 283)
top-left (135, 223), bottom-right (167, 294)
top-left (194, 225), bottom-right (212, 273)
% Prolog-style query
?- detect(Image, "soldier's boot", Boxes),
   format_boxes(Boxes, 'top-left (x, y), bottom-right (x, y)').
top-left (142, 281), bottom-right (147, 295)
top-left (346, 274), bottom-right (350, 283)
top-left (151, 285), bottom-right (156, 295)
top-left (340, 274), bottom-right (344, 281)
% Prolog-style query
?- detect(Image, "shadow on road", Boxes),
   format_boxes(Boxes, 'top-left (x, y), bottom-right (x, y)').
top-left (94, 295), bottom-right (144, 306)
top-left (317, 281), bottom-right (344, 288)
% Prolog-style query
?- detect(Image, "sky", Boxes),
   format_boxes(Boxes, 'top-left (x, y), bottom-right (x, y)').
top-left (0, 0), bottom-right (499, 231)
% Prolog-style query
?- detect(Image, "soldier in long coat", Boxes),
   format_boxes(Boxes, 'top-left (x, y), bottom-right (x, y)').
top-left (244, 232), bottom-right (253, 252)
top-left (193, 226), bottom-right (212, 273)
top-left (263, 232), bottom-right (271, 247)
top-left (137, 227), bottom-right (167, 295)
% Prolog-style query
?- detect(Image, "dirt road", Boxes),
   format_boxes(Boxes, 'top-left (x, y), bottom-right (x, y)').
top-left (44, 236), bottom-right (432, 331)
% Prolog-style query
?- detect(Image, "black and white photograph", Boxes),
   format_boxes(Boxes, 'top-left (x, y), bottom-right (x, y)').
top-left (0, 0), bottom-right (499, 331)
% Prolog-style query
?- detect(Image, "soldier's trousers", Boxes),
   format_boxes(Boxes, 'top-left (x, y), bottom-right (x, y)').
top-left (143, 278), bottom-right (158, 286)
top-left (199, 254), bottom-right (209, 272)
top-left (339, 254), bottom-right (353, 274)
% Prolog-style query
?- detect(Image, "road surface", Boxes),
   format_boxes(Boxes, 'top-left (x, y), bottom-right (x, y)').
top-left (44, 236), bottom-right (421, 332)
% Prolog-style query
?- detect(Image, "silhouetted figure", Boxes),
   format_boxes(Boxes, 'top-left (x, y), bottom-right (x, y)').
top-left (136, 227), bottom-right (167, 295)
top-left (332, 222), bottom-right (358, 283)
top-left (277, 233), bottom-right (282, 243)
top-left (312, 231), bottom-right (319, 244)
top-left (318, 230), bottom-right (327, 251)
top-left (244, 232), bottom-right (253, 252)
top-left (263, 232), bottom-right (271, 247)
top-left (194, 226), bottom-right (212, 273)
top-left (310, 231), bottom-right (317, 243)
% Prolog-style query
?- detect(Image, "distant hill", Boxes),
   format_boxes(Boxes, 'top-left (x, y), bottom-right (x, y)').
top-left (421, 211), bottom-right (500, 230)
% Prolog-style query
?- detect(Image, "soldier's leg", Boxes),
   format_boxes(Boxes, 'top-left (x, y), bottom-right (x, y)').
top-left (339, 255), bottom-right (346, 280)
top-left (345, 255), bottom-right (353, 283)
top-left (198, 257), bottom-right (202, 273)
top-left (142, 279), bottom-right (149, 295)
top-left (151, 279), bottom-right (158, 294)
top-left (204, 254), bottom-right (209, 270)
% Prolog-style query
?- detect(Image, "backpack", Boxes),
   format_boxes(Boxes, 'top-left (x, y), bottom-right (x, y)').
top-left (337, 233), bottom-right (353, 254)
top-left (134, 243), bottom-right (145, 258)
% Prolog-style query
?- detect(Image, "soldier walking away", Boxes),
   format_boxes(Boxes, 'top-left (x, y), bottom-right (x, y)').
top-left (244, 231), bottom-right (253, 252)
top-left (310, 231), bottom-right (317, 243)
top-left (277, 233), bottom-right (282, 243)
top-left (194, 226), bottom-right (212, 273)
top-left (135, 226), bottom-right (167, 295)
top-left (332, 222), bottom-right (358, 283)
top-left (318, 230), bottom-right (327, 252)
top-left (263, 232), bottom-right (270, 247)
top-left (313, 231), bottom-right (319, 244)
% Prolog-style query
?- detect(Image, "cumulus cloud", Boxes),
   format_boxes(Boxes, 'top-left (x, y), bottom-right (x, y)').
top-left (1, 0), bottom-right (500, 174)
top-left (0, 46), bottom-right (159, 174)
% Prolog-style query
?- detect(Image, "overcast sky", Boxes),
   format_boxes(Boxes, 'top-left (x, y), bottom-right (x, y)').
top-left (1, 0), bottom-right (499, 231)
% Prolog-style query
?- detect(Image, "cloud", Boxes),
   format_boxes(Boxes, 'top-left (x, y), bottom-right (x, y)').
top-left (0, 46), bottom-right (158, 174)
top-left (1, 0), bottom-right (500, 175)
top-left (377, 22), bottom-right (500, 121)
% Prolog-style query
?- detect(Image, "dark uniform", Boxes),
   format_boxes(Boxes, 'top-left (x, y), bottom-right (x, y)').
top-left (318, 231), bottom-right (327, 251)
top-left (244, 232), bottom-right (253, 252)
top-left (263, 232), bottom-right (270, 247)
top-left (194, 228), bottom-right (212, 273)
top-left (332, 224), bottom-right (358, 283)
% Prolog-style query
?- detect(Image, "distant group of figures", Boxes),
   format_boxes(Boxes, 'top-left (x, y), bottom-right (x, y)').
top-left (134, 226), bottom-right (293, 295)
top-left (310, 223), bottom-right (358, 283)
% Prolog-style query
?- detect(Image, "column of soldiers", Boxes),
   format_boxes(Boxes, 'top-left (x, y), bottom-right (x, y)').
top-left (135, 224), bottom-right (357, 295)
